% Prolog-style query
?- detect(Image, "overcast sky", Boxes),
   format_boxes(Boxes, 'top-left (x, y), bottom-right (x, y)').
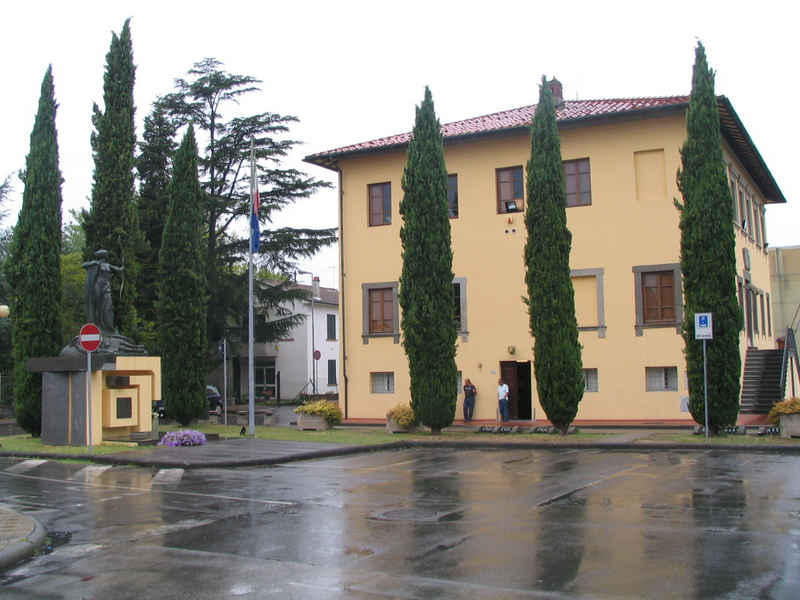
top-left (2, 1), bottom-right (797, 288)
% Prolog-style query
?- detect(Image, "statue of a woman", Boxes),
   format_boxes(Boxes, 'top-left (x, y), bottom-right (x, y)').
top-left (82, 250), bottom-right (123, 334)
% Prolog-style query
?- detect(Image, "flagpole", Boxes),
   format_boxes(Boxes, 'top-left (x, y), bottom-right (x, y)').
top-left (248, 138), bottom-right (256, 437)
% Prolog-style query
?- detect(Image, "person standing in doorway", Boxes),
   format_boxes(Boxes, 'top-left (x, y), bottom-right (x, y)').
top-left (463, 378), bottom-right (477, 422)
top-left (498, 378), bottom-right (510, 422)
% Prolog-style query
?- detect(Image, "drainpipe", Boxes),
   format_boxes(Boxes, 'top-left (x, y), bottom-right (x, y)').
top-left (337, 165), bottom-right (348, 419)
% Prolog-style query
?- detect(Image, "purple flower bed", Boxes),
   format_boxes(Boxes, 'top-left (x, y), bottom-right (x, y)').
top-left (158, 429), bottom-right (207, 447)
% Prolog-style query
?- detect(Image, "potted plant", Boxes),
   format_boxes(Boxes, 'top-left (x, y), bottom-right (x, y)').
top-left (386, 403), bottom-right (416, 433)
top-left (294, 399), bottom-right (342, 431)
top-left (767, 397), bottom-right (800, 439)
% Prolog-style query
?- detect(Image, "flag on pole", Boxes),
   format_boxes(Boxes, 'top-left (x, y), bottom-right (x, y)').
top-left (251, 187), bottom-right (260, 253)
top-left (250, 142), bottom-right (260, 253)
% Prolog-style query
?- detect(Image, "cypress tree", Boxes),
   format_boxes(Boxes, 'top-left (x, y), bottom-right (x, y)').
top-left (677, 42), bottom-right (742, 432)
top-left (136, 102), bottom-right (177, 350)
top-left (84, 18), bottom-right (141, 336)
top-left (399, 87), bottom-right (457, 434)
top-left (7, 67), bottom-right (63, 435)
top-left (158, 126), bottom-right (207, 425)
top-left (524, 76), bottom-right (584, 435)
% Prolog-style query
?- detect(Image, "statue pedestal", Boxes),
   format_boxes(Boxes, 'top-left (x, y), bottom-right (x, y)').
top-left (28, 353), bottom-right (161, 446)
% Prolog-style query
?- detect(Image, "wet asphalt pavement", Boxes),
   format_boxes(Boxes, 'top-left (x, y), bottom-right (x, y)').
top-left (0, 447), bottom-right (799, 599)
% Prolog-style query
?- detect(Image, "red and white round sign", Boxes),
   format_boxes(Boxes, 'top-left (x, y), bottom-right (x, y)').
top-left (79, 323), bottom-right (102, 352)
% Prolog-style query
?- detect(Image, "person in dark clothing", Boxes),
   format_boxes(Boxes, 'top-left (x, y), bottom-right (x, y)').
top-left (463, 378), bottom-right (477, 421)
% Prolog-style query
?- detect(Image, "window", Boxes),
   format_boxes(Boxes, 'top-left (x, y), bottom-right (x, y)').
top-left (254, 358), bottom-right (276, 397)
top-left (371, 372), bottom-right (394, 393)
top-left (369, 288), bottom-right (393, 333)
top-left (752, 289), bottom-right (760, 335)
top-left (759, 294), bottom-right (766, 337)
top-left (327, 359), bottom-right (337, 385)
top-left (646, 367), bottom-right (678, 391)
top-left (564, 158), bottom-right (591, 206)
top-left (767, 293), bottom-right (772, 336)
top-left (754, 200), bottom-right (762, 246)
top-left (572, 268), bottom-right (606, 337)
top-left (362, 282), bottom-right (399, 343)
top-left (729, 166), bottom-right (738, 223)
top-left (738, 186), bottom-right (746, 230)
top-left (452, 277), bottom-right (468, 339)
top-left (496, 166), bottom-right (524, 213)
top-left (456, 370), bottom-right (462, 395)
top-left (745, 193), bottom-right (754, 238)
top-left (642, 271), bottom-right (674, 323)
top-left (326, 314), bottom-right (336, 340)
top-left (583, 368), bottom-right (598, 392)
top-left (368, 182), bottom-right (391, 226)
top-left (448, 174), bottom-right (458, 218)
top-left (633, 264), bottom-right (682, 335)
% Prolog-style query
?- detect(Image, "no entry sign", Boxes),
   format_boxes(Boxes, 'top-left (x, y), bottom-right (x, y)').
top-left (79, 323), bottom-right (102, 352)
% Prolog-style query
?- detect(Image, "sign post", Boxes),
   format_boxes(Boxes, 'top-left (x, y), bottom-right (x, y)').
top-left (79, 323), bottom-right (102, 450)
top-left (694, 313), bottom-right (713, 440)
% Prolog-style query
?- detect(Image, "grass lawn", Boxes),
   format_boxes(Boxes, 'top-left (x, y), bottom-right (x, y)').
top-left (0, 434), bottom-right (146, 455)
top-left (165, 422), bottom-right (616, 445)
top-left (634, 431), bottom-right (800, 445)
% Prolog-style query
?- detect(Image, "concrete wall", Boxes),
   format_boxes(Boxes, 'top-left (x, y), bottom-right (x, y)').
top-left (335, 111), bottom-right (777, 422)
top-left (769, 246), bottom-right (800, 340)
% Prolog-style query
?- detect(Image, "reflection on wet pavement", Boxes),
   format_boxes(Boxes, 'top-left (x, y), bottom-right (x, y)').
top-left (1, 448), bottom-right (799, 598)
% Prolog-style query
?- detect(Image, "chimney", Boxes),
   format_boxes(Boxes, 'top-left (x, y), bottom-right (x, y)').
top-left (312, 276), bottom-right (320, 299)
top-left (546, 77), bottom-right (563, 105)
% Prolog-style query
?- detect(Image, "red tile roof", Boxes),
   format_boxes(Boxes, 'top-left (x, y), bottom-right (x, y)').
top-left (305, 96), bottom-right (690, 165)
top-left (304, 94), bottom-right (785, 204)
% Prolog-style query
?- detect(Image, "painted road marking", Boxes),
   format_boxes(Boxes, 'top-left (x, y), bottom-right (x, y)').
top-left (152, 468), bottom-right (184, 485)
top-left (70, 465), bottom-right (111, 482)
top-left (5, 459), bottom-right (47, 474)
top-left (0, 470), bottom-right (296, 506)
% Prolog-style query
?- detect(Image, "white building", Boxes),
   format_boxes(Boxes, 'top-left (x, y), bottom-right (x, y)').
top-left (212, 279), bottom-right (339, 403)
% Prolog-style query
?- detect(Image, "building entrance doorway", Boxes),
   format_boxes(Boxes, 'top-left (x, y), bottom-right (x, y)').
top-left (500, 361), bottom-right (532, 420)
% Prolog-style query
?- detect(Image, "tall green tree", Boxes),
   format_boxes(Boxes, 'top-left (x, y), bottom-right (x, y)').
top-left (136, 101), bottom-right (177, 351)
top-left (524, 76), bottom-right (583, 435)
top-left (676, 42), bottom-right (742, 432)
top-left (61, 209), bottom-right (87, 345)
top-left (158, 58), bottom-right (335, 346)
top-left (158, 126), bottom-right (207, 425)
top-left (399, 87), bottom-right (458, 434)
top-left (83, 18), bottom-right (141, 336)
top-left (0, 176), bottom-right (14, 389)
top-left (7, 67), bottom-right (63, 435)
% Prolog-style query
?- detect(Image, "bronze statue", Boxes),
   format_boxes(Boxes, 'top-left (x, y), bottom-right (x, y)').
top-left (82, 250), bottom-right (123, 334)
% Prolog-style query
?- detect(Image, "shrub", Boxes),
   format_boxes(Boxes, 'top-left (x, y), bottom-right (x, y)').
top-left (294, 400), bottom-right (342, 426)
top-left (158, 429), bottom-right (207, 447)
top-left (767, 398), bottom-right (800, 425)
top-left (386, 403), bottom-right (415, 427)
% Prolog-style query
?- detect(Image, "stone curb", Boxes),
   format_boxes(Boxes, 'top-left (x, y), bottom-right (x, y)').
top-left (3, 438), bottom-right (800, 469)
top-left (0, 508), bottom-right (46, 571)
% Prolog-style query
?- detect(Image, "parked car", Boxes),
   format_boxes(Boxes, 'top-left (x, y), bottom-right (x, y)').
top-left (153, 386), bottom-right (224, 419)
top-left (207, 385), bottom-right (223, 414)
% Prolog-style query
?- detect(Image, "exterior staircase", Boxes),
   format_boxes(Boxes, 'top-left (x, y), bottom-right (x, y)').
top-left (740, 348), bottom-right (784, 413)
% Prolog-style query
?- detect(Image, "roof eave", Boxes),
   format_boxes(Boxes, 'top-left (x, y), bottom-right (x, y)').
top-left (717, 96), bottom-right (786, 204)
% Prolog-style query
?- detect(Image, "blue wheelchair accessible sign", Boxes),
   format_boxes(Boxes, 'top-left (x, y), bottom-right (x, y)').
top-left (694, 312), bottom-right (713, 340)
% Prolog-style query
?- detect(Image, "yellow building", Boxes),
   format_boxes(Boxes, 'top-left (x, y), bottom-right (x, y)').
top-left (305, 80), bottom-right (786, 425)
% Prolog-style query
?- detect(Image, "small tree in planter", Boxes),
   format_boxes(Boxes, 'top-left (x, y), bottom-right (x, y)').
top-left (294, 399), bottom-right (342, 430)
top-left (768, 398), bottom-right (800, 439)
top-left (386, 403), bottom-right (415, 433)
